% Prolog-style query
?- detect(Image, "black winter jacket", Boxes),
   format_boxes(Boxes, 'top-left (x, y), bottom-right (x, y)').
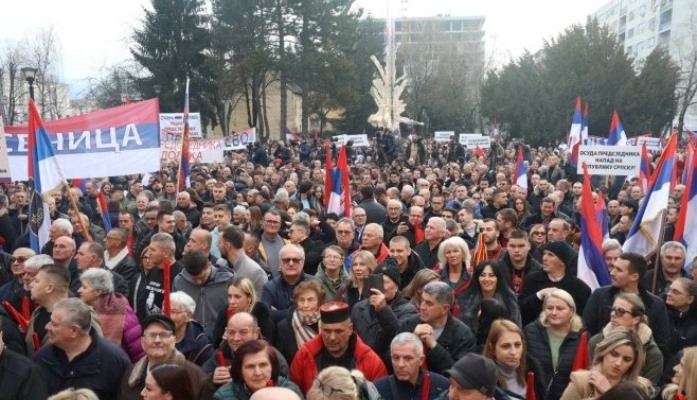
top-left (0, 348), bottom-right (48, 399)
top-left (519, 271), bottom-right (591, 326)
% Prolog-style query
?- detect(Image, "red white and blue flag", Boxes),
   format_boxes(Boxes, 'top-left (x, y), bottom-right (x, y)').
top-left (515, 145), bottom-right (527, 190)
top-left (27, 99), bottom-right (67, 252)
top-left (284, 127), bottom-right (300, 142)
top-left (326, 145), bottom-right (351, 217)
top-left (567, 97), bottom-right (583, 169)
top-left (639, 143), bottom-right (650, 194)
top-left (623, 133), bottom-right (677, 256)
top-left (581, 103), bottom-right (589, 145)
top-left (674, 140), bottom-right (697, 269)
top-left (578, 163), bottom-right (611, 290)
top-left (607, 111), bottom-right (628, 146)
top-left (178, 78), bottom-right (191, 191)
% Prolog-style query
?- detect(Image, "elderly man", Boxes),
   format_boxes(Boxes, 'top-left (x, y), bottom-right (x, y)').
top-left (331, 218), bottom-right (359, 270)
top-left (217, 225), bottom-right (268, 294)
top-left (642, 241), bottom-right (689, 296)
top-left (290, 302), bottom-right (387, 394)
top-left (173, 251), bottom-right (233, 337)
top-left (73, 241), bottom-right (128, 296)
top-left (130, 233), bottom-right (185, 322)
top-left (176, 191), bottom-right (201, 227)
top-left (0, 247), bottom-right (35, 304)
top-left (413, 217), bottom-right (446, 269)
top-left (117, 314), bottom-right (214, 399)
top-left (104, 228), bottom-right (138, 282)
top-left (347, 223), bottom-right (390, 269)
top-left (34, 298), bottom-right (130, 400)
top-left (288, 220), bottom-right (324, 275)
top-left (204, 312), bottom-right (289, 387)
top-left (374, 332), bottom-right (449, 400)
top-left (383, 199), bottom-right (407, 244)
top-left (351, 262), bottom-right (417, 365)
top-left (262, 244), bottom-right (314, 321)
top-left (41, 218), bottom-right (73, 257)
top-left (184, 228), bottom-right (219, 266)
top-left (398, 282), bottom-right (475, 375)
top-left (258, 210), bottom-right (289, 277)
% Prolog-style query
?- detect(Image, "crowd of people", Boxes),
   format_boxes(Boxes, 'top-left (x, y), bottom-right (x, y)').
top-left (0, 132), bottom-right (695, 400)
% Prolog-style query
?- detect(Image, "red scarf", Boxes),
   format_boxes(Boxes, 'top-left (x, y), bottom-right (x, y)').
top-left (414, 225), bottom-right (424, 243)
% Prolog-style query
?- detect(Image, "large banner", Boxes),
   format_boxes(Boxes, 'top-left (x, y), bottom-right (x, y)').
top-left (0, 121), bottom-right (11, 180)
top-left (459, 133), bottom-right (491, 148)
top-left (160, 112), bottom-right (202, 138)
top-left (332, 134), bottom-right (370, 147)
top-left (5, 99), bottom-right (161, 180)
top-left (161, 138), bottom-right (224, 164)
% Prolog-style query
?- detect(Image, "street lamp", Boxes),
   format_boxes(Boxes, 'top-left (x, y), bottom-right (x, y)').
top-left (21, 66), bottom-right (38, 100)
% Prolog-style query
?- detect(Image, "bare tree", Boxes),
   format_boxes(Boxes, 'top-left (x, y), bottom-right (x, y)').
top-left (674, 6), bottom-right (697, 136)
top-left (27, 26), bottom-right (63, 119)
top-left (0, 39), bottom-right (29, 124)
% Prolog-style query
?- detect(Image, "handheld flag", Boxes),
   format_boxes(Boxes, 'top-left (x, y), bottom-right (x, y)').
top-left (177, 78), bottom-right (191, 191)
top-left (581, 102), bottom-right (589, 145)
top-left (606, 111), bottom-right (628, 146)
top-left (283, 127), bottom-right (300, 142)
top-left (567, 97), bottom-right (583, 168)
top-left (96, 191), bottom-right (112, 231)
top-left (515, 145), bottom-right (527, 190)
top-left (578, 163), bottom-right (611, 290)
top-left (326, 145), bottom-right (351, 217)
top-left (571, 331), bottom-right (590, 371)
top-left (639, 143), bottom-right (650, 194)
top-left (470, 232), bottom-right (488, 275)
top-left (27, 99), bottom-right (68, 252)
top-left (623, 133), bottom-right (677, 256)
top-left (324, 140), bottom-right (332, 209)
top-left (526, 372), bottom-right (537, 400)
top-left (674, 140), bottom-right (697, 270)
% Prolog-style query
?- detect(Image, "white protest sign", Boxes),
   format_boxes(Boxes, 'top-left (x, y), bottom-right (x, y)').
top-left (0, 121), bottom-right (11, 180)
top-left (160, 113), bottom-right (203, 138)
top-left (160, 138), bottom-right (224, 164)
top-left (459, 134), bottom-right (491, 148)
top-left (222, 127), bottom-right (257, 150)
top-left (627, 136), bottom-right (662, 152)
top-left (577, 145), bottom-right (641, 176)
top-left (434, 131), bottom-right (455, 142)
top-left (333, 134), bottom-right (370, 147)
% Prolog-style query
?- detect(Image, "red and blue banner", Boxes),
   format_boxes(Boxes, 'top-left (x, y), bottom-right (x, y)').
top-left (674, 140), bottom-right (697, 269)
top-left (6, 99), bottom-right (160, 180)
top-left (326, 145), bottom-right (351, 217)
top-left (567, 97), bottom-right (583, 168)
top-left (577, 163), bottom-right (611, 290)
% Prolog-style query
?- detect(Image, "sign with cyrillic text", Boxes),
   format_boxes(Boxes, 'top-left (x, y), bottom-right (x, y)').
top-left (577, 145), bottom-right (641, 176)
top-left (459, 134), bottom-right (491, 148)
top-left (5, 99), bottom-right (161, 180)
top-left (333, 134), bottom-right (370, 147)
top-left (160, 113), bottom-right (202, 138)
top-left (160, 138), bottom-right (224, 164)
top-left (434, 131), bottom-right (455, 142)
top-left (222, 127), bottom-right (257, 150)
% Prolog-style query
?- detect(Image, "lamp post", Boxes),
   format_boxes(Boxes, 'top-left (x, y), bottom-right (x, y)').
top-left (21, 66), bottom-right (38, 100)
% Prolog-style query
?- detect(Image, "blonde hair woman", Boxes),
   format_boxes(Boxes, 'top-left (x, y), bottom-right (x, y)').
top-left (337, 250), bottom-right (376, 308)
top-left (433, 237), bottom-right (472, 310)
top-left (663, 347), bottom-right (697, 400)
top-left (524, 289), bottom-right (586, 400)
top-left (306, 366), bottom-right (378, 400)
top-left (588, 293), bottom-right (664, 386)
top-left (561, 328), bottom-right (654, 400)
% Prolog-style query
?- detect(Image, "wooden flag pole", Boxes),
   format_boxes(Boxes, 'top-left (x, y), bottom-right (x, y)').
top-left (63, 183), bottom-right (93, 242)
top-left (650, 209), bottom-right (668, 294)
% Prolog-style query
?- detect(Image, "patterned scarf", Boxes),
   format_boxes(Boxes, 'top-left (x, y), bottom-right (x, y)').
top-left (291, 310), bottom-right (319, 348)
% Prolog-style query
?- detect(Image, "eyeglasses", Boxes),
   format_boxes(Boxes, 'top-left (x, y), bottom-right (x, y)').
top-left (314, 378), bottom-right (345, 397)
top-left (281, 257), bottom-right (303, 265)
top-left (264, 220), bottom-right (280, 225)
top-left (353, 214), bottom-right (366, 218)
top-left (323, 255), bottom-right (342, 260)
top-left (169, 309), bottom-right (188, 315)
top-left (11, 256), bottom-right (28, 263)
top-left (143, 331), bottom-right (174, 340)
top-left (609, 306), bottom-right (635, 317)
top-left (336, 230), bottom-right (353, 236)
top-left (532, 231), bottom-right (545, 236)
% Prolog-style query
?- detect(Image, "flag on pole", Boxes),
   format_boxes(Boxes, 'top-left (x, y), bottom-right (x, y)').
top-left (470, 232), bottom-right (488, 275)
top-left (623, 133), bottom-right (677, 256)
top-left (581, 102), bottom-right (589, 144)
top-left (27, 99), bottom-right (68, 252)
top-left (491, 119), bottom-right (499, 137)
top-left (578, 163), bottom-right (611, 291)
top-left (606, 111), bottom-right (628, 146)
top-left (283, 127), bottom-right (300, 142)
top-left (178, 78), bottom-right (191, 191)
top-left (96, 191), bottom-right (112, 231)
top-left (326, 145), bottom-right (351, 217)
top-left (324, 140), bottom-right (332, 209)
top-left (567, 97), bottom-right (583, 168)
top-left (674, 140), bottom-right (697, 270)
top-left (515, 145), bottom-right (527, 190)
top-left (682, 141), bottom-right (694, 185)
top-left (639, 143), bottom-right (650, 194)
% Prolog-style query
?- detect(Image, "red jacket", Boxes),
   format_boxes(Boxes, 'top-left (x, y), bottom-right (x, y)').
top-left (290, 334), bottom-right (388, 394)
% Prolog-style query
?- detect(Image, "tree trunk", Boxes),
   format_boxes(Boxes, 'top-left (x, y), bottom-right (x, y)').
top-left (278, 0), bottom-right (287, 131)
top-left (244, 83), bottom-right (253, 128)
top-left (262, 81), bottom-right (271, 139)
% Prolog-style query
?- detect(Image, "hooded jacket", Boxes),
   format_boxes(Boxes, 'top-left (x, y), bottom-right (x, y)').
top-left (173, 264), bottom-right (234, 337)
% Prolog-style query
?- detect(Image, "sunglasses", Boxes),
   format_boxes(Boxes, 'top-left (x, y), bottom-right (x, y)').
top-left (609, 306), bottom-right (635, 317)
top-left (281, 257), bottom-right (303, 265)
top-left (11, 256), bottom-right (29, 263)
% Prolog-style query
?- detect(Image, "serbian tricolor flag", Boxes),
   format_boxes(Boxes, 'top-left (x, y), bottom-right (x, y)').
top-left (284, 127), bottom-right (300, 142)
top-left (578, 163), bottom-right (611, 291)
top-left (581, 102), bottom-right (589, 144)
top-left (326, 145), bottom-right (351, 217)
top-left (27, 99), bottom-right (68, 252)
top-left (681, 141), bottom-right (694, 185)
top-left (623, 133), bottom-right (677, 257)
top-left (674, 140), bottom-right (697, 270)
top-left (606, 111), bottom-right (628, 146)
top-left (571, 330), bottom-right (590, 371)
top-left (515, 145), bottom-right (527, 190)
top-left (324, 140), bottom-right (332, 209)
top-left (96, 191), bottom-right (112, 231)
top-left (639, 143), bottom-right (650, 194)
top-left (178, 78), bottom-right (191, 191)
top-left (470, 232), bottom-right (487, 274)
top-left (567, 97), bottom-right (583, 168)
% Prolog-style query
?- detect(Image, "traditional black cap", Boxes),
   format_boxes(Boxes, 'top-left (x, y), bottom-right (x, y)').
top-left (374, 259), bottom-right (400, 287)
top-left (445, 353), bottom-right (497, 397)
top-left (319, 302), bottom-right (350, 324)
top-left (142, 314), bottom-right (176, 333)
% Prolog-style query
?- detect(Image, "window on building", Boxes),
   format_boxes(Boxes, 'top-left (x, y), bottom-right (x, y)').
top-left (628, 28), bottom-right (634, 39)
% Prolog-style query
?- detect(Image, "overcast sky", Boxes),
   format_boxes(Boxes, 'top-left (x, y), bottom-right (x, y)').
top-left (0, 0), bottom-right (609, 96)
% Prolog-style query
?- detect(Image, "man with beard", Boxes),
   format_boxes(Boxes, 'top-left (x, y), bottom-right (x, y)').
top-left (480, 219), bottom-right (503, 260)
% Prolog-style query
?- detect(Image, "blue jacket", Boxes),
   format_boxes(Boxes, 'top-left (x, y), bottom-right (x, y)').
top-left (261, 273), bottom-right (316, 322)
top-left (176, 320), bottom-right (214, 367)
top-left (374, 369), bottom-right (448, 400)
